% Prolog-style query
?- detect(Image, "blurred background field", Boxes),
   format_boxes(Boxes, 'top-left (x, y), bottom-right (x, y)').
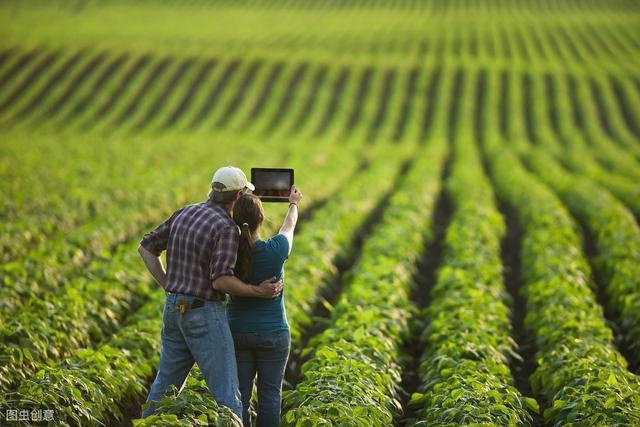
top-left (0, 1), bottom-right (639, 426)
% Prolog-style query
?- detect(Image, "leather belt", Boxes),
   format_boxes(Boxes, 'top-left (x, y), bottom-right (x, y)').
top-left (209, 291), bottom-right (227, 301)
top-left (167, 291), bottom-right (226, 302)
top-left (176, 298), bottom-right (205, 316)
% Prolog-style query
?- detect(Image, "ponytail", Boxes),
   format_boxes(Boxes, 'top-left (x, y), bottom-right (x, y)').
top-left (236, 223), bottom-right (253, 282)
top-left (232, 194), bottom-right (265, 282)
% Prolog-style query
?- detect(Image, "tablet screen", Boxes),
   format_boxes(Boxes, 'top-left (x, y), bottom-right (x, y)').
top-left (251, 168), bottom-right (294, 202)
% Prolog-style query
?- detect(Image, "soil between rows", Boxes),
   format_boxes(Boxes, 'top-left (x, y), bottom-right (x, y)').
top-left (576, 218), bottom-right (639, 374)
top-left (396, 152), bottom-right (453, 426)
top-left (112, 154), bottom-right (375, 426)
top-left (476, 67), bottom-right (544, 426)
top-left (86, 54), bottom-right (151, 128)
top-left (163, 58), bottom-right (218, 129)
top-left (42, 51), bottom-right (107, 120)
top-left (263, 62), bottom-right (308, 135)
top-left (498, 202), bottom-right (544, 427)
top-left (0, 50), bottom-right (59, 114)
top-left (134, 57), bottom-right (195, 130)
top-left (283, 158), bottom-right (414, 390)
top-left (189, 59), bottom-right (240, 128)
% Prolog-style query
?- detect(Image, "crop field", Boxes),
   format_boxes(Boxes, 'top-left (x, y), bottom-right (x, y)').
top-left (1, 0), bottom-right (639, 426)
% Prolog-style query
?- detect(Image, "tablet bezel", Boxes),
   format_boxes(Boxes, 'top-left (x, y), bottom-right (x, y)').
top-left (250, 168), bottom-right (294, 202)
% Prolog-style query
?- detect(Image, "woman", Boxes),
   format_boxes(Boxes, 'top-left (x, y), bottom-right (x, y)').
top-left (227, 185), bottom-right (302, 427)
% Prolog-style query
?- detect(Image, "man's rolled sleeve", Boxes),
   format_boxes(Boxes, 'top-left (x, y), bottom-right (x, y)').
top-left (210, 224), bottom-right (239, 282)
top-left (140, 209), bottom-right (182, 256)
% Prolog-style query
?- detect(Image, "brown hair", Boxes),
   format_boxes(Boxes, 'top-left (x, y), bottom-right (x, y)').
top-left (208, 187), bottom-right (240, 203)
top-left (232, 194), bottom-right (264, 281)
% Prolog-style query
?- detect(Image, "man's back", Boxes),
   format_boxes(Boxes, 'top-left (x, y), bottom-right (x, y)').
top-left (141, 200), bottom-right (239, 301)
top-left (138, 165), bottom-right (278, 420)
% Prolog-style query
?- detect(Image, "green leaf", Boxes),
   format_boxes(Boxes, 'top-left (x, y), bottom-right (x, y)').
top-left (321, 298), bottom-right (334, 313)
top-left (524, 397), bottom-right (540, 413)
top-left (451, 389), bottom-right (464, 401)
top-left (408, 392), bottom-right (426, 406)
top-left (353, 327), bottom-right (365, 341)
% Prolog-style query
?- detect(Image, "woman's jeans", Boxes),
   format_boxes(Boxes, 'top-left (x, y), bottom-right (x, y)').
top-left (141, 292), bottom-right (242, 418)
top-left (232, 329), bottom-right (290, 427)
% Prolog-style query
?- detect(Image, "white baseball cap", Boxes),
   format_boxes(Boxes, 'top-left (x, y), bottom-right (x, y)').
top-left (211, 166), bottom-right (255, 192)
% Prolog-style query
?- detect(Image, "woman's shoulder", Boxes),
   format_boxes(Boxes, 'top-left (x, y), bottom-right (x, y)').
top-left (256, 234), bottom-right (289, 260)
top-left (263, 233), bottom-right (287, 243)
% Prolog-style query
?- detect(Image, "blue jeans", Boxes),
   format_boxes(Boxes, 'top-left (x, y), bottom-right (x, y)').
top-left (232, 329), bottom-right (290, 427)
top-left (141, 292), bottom-right (242, 418)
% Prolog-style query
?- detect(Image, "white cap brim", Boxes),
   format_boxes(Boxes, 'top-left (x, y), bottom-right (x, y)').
top-left (246, 182), bottom-right (255, 191)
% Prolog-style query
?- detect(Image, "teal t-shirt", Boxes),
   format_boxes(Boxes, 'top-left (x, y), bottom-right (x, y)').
top-left (227, 234), bottom-right (290, 332)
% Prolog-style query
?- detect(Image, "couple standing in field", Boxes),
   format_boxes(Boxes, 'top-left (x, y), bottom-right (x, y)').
top-left (137, 165), bottom-right (302, 427)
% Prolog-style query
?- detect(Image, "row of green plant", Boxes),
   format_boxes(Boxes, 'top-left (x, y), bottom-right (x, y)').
top-left (285, 59), bottom-right (439, 346)
top-left (0, 133), bottom-right (262, 391)
top-left (284, 144), bottom-right (411, 343)
top-left (5, 16), bottom-right (636, 146)
top-left (0, 48), bottom-right (80, 123)
top-left (4, 287), bottom-right (165, 426)
top-left (2, 42), bottom-right (636, 247)
top-left (0, 124), bottom-right (369, 397)
top-left (507, 66), bottom-right (640, 245)
top-left (133, 368), bottom-right (242, 427)
top-left (127, 63), bottom-right (440, 425)
top-left (548, 24), bottom-right (640, 159)
top-left (0, 132), bottom-right (369, 425)
top-left (523, 147), bottom-right (640, 362)
top-left (277, 62), bottom-right (438, 344)
top-left (0, 50), bottom-right (139, 260)
top-left (0, 130), bottom-right (217, 316)
top-left (281, 136), bottom-right (447, 426)
top-left (285, 62), bottom-right (438, 338)
top-left (500, 64), bottom-right (640, 362)
top-left (0, 239), bottom-right (154, 394)
top-left (523, 70), bottom-right (640, 219)
top-left (499, 62), bottom-right (640, 188)
top-left (1, 48), bottom-right (205, 133)
top-left (3, 47), bottom-right (384, 387)
top-left (130, 136), bottom-right (416, 423)
top-left (0, 49), bottom-right (426, 272)
top-left (0, 44), bottom-right (431, 143)
top-left (3, 0), bottom-right (637, 76)
top-left (605, 75), bottom-right (640, 140)
top-left (291, 61), bottom-right (392, 143)
top-left (1, 51), bottom-right (322, 232)
top-left (124, 142), bottom-right (410, 425)
top-left (560, 139), bottom-right (640, 219)
top-left (485, 141), bottom-right (640, 425)
top-left (587, 74), bottom-right (640, 160)
top-left (568, 73), bottom-right (640, 180)
top-left (0, 51), bottom-right (251, 265)
top-left (409, 70), bottom-right (537, 426)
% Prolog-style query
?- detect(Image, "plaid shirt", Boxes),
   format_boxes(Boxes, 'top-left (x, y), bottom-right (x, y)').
top-left (140, 200), bottom-right (239, 300)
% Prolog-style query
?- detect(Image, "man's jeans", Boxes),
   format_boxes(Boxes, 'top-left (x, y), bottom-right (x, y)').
top-left (141, 292), bottom-right (242, 418)
top-left (232, 329), bottom-right (290, 427)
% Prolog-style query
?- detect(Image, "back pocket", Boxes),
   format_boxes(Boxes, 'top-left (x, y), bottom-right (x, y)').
top-left (182, 306), bottom-right (209, 338)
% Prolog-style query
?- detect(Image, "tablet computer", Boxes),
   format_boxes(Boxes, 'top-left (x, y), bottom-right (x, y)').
top-left (251, 168), bottom-right (294, 202)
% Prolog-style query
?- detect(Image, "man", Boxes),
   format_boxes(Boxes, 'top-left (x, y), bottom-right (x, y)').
top-left (138, 166), bottom-right (283, 418)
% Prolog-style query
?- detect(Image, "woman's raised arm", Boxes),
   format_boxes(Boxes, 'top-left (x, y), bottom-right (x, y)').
top-left (279, 185), bottom-right (302, 254)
